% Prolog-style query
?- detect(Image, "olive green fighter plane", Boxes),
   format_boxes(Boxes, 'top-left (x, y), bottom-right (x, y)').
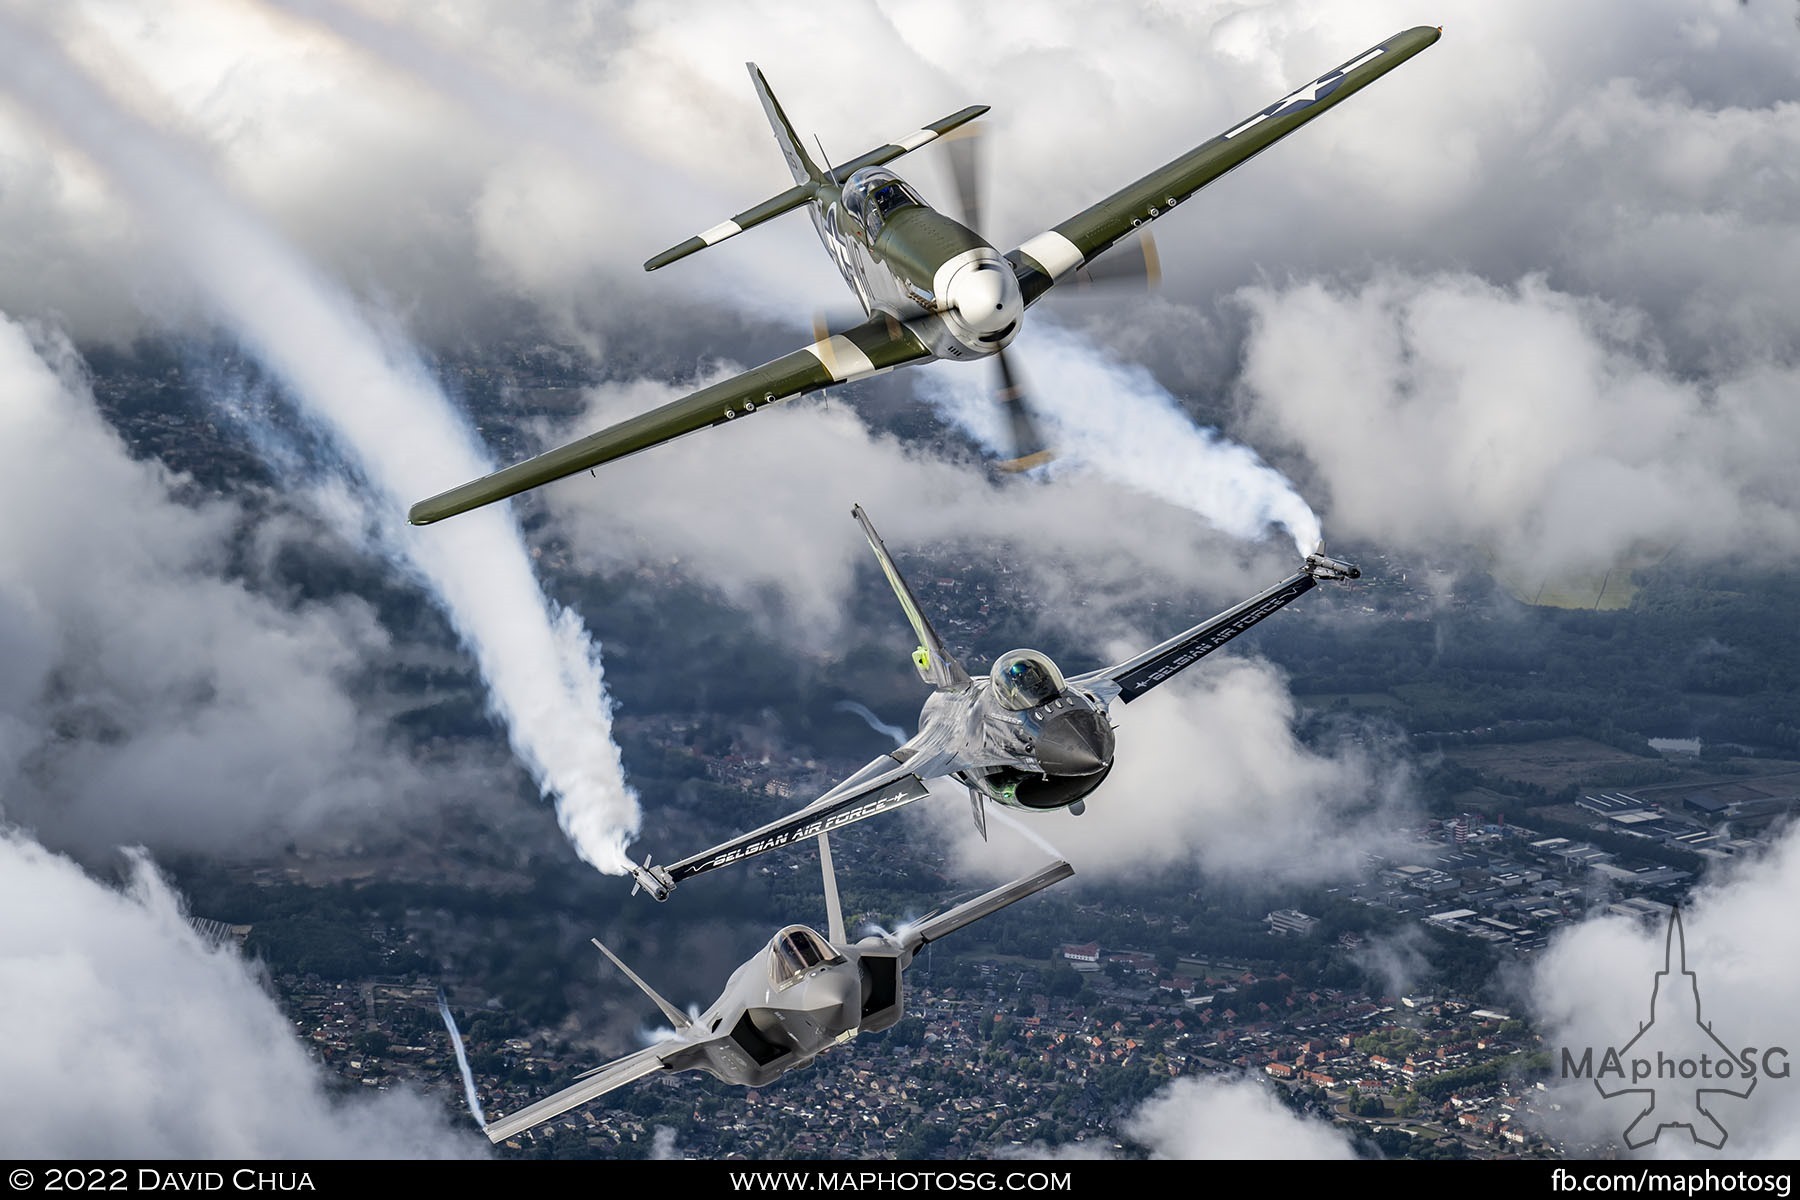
top-left (622, 505), bottom-right (1360, 903)
top-left (406, 25), bottom-right (1441, 526)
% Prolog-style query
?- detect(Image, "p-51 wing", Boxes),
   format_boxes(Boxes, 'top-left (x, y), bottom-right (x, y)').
top-left (407, 314), bottom-right (931, 525)
top-left (630, 745), bottom-right (956, 901)
top-left (1008, 25), bottom-right (1441, 305)
top-left (483, 1045), bottom-right (667, 1144)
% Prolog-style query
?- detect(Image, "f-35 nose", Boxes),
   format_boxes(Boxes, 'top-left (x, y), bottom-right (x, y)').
top-left (1034, 709), bottom-right (1115, 776)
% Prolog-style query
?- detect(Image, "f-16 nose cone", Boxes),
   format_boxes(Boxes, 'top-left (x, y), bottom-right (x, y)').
top-left (1034, 710), bottom-right (1115, 776)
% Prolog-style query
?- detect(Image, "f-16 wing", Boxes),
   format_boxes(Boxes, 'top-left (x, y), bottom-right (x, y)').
top-left (1073, 545), bottom-right (1360, 705)
top-left (630, 745), bottom-right (956, 900)
top-left (898, 858), bottom-right (1074, 956)
top-left (407, 313), bottom-right (931, 525)
top-left (1007, 25), bottom-right (1441, 305)
top-left (483, 1045), bottom-right (668, 1144)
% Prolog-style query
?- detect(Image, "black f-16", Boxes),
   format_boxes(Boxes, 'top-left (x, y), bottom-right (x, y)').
top-left (482, 832), bottom-right (1072, 1144)
top-left (408, 26), bottom-right (1440, 525)
top-left (625, 505), bottom-right (1357, 902)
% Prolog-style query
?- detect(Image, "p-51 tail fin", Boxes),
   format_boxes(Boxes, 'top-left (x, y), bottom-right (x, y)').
top-left (751, 63), bottom-right (826, 186)
top-left (644, 66), bottom-right (987, 272)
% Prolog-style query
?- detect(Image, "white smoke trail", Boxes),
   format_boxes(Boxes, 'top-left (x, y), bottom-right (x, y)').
top-left (436, 989), bottom-right (487, 1128)
top-left (0, 13), bottom-right (638, 872)
top-left (833, 699), bottom-right (909, 747)
top-left (650, 1125), bottom-right (683, 1160)
top-left (917, 325), bottom-right (1323, 557)
top-left (985, 805), bottom-right (1066, 862)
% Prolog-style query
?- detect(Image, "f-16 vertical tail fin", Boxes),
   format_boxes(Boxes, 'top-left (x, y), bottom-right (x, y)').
top-left (591, 938), bottom-right (691, 1031)
top-left (852, 504), bottom-right (973, 691)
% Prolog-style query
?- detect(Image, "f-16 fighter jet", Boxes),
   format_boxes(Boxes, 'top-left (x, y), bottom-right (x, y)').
top-left (625, 505), bottom-right (1357, 902)
top-left (408, 26), bottom-right (1440, 524)
top-left (482, 833), bottom-right (1072, 1144)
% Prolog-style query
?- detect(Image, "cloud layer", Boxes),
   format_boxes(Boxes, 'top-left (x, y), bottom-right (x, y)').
top-left (0, 831), bottom-right (484, 1157)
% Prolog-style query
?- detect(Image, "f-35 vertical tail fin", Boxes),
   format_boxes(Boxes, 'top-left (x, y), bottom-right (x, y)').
top-left (818, 832), bottom-right (847, 945)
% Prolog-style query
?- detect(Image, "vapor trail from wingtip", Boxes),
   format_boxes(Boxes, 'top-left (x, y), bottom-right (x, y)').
top-left (436, 989), bottom-right (487, 1127)
top-left (834, 699), bottom-right (909, 747)
top-left (0, 11), bottom-right (640, 873)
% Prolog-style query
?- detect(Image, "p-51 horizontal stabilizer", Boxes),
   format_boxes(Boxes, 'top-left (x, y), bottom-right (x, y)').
top-left (643, 65), bottom-right (988, 272)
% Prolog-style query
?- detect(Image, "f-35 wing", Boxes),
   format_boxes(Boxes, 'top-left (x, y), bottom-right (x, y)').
top-left (483, 1045), bottom-right (667, 1144)
top-left (407, 314), bottom-right (931, 525)
top-left (630, 747), bottom-right (954, 900)
top-left (1007, 25), bottom-right (1441, 305)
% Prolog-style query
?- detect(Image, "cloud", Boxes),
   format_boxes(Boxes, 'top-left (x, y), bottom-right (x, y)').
top-left (0, 314), bottom-right (441, 860)
top-left (1235, 272), bottom-right (1800, 582)
top-left (0, 9), bottom-right (639, 873)
top-left (0, 830), bottom-right (485, 1157)
top-left (1120, 1074), bottom-right (1359, 1159)
top-left (1009, 1073), bottom-right (1358, 1159)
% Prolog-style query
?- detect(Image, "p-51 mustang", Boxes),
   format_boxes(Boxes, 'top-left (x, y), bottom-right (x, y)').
top-left (625, 505), bottom-right (1358, 903)
top-left (482, 832), bottom-right (1072, 1144)
top-left (408, 26), bottom-right (1440, 526)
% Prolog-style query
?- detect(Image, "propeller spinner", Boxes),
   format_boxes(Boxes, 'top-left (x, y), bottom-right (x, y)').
top-left (943, 125), bottom-right (1156, 472)
top-left (941, 125), bottom-right (1054, 472)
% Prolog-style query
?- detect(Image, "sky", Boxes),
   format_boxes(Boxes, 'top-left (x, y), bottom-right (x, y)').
top-left (0, 0), bottom-right (1797, 1161)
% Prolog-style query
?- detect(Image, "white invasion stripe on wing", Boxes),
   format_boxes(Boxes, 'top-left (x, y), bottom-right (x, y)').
top-left (1015, 231), bottom-right (1084, 280)
top-left (896, 128), bottom-right (936, 151)
top-left (804, 334), bottom-right (878, 381)
top-left (700, 219), bottom-right (744, 245)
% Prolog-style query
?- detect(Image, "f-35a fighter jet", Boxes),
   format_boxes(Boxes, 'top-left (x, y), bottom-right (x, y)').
top-left (625, 506), bottom-right (1357, 903)
top-left (482, 833), bottom-right (1072, 1144)
top-left (408, 26), bottom-right (1440, 525)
